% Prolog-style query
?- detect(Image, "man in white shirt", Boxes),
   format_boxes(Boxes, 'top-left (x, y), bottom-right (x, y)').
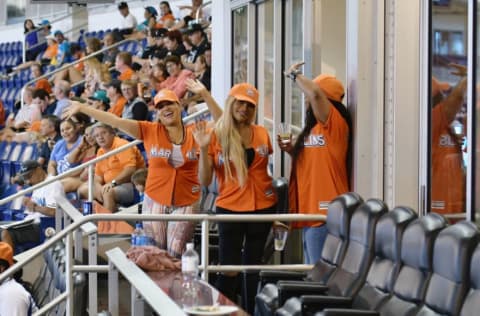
top-left (118, 2), bottom-right (137, 35)
top-left (7, 87), bottom-right (41, 131)
top-left (0, 242), bottom-right (37, 315)
top-left (1, 160), bottom-right (66, 250)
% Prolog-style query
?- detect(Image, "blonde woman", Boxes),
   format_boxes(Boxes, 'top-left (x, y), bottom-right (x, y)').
top-left (193, 83), bottom-right (276, 313)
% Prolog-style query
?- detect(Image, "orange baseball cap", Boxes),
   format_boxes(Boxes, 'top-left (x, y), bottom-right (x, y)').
top-left (228, 83), bottom-right (259, 106)
top-left (154, 89), bottom-right (179, 106)
top-left (432, 77), bottom-right (450, 97)
top-left (313, 74), bottom-right (345, 103)
top-left (0, 242), bottom-right (13, 266)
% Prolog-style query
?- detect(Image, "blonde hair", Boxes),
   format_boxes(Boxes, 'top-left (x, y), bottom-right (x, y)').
top-left (214, 96), bottom-right (255, 187)
top-left (85, 57), bottom-right (111, 83)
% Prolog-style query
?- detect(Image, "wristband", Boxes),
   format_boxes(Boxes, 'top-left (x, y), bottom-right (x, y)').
top-left (286, 69), bottom-right (301, 82)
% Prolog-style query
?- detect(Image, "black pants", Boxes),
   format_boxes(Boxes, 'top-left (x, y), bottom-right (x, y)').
top-left (215, 205), bottom-right (275, 314)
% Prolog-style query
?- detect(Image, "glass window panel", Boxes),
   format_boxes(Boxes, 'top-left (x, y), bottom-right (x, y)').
top-left (475, 0), bottom-right (480, 222)
top-left (430, 0), bottom-right (468, 219)
top-left (257, 0), bottom-right (275, 135)
top-left (232, 6), bottom-right (248, 85)
top-left (289, 0), bottom-right (304, 129)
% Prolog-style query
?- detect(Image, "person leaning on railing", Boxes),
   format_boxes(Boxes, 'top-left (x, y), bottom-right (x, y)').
top-left (192, 82), bottom-right (277, 314)
top-left (62, 79), bottom-right (222, 258)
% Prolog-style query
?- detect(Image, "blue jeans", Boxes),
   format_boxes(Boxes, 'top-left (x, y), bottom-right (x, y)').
top-left (302, 225), bottom-right (328, 264)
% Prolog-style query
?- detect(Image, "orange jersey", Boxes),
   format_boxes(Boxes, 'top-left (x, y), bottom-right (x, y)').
top-left (43, 43), bottom-right (58, 60)
top-left (209, 125), bottom-right (276, 212)
top-left (34, 78), bottom-right (52, 94)
top-left (108, 96), bottom-right (127, 117)
top-left (138, 121), bottom-right (200, 206)
top-left (431, 104), bottom-right (465, 214)
top-left (290, 105), bottom-right (349, 228)
top-left (95, 137), bottom-right (145, 183)
top-left (119, 67), bottom-right (134, 81)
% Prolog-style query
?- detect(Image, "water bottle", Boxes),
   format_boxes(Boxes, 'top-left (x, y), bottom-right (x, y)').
top-left (181, 243), bottom-right (199, 308)
top-left (131, 222), bottom-right (146, 246)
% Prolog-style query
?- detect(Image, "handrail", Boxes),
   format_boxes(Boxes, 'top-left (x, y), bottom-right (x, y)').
top-left (20, 37), bottom-right (137, 107)
top-left (0, 212), bottom-right (325, 283)
top-left (56, 195), bottom-right (97, 235)
top-left (0, 107), bottom-right (210, 206)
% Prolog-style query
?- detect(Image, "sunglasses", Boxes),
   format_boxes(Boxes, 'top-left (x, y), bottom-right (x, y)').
top-left (155, 101), bottom-right (175, 110)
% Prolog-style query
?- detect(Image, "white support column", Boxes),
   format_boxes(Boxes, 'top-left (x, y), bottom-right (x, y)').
top-left (384, 0), bottom-right (421, 209)
top-left (346, 0), bottom-right (385, 200)
top-left (211, 0), bottom-right (231, 108)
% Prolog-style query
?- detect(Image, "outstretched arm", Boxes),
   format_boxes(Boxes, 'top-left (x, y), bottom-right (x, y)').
top-left (285, 62), bottom-right (331, 123)
top-left (63, 101), bottom-right (141, 139)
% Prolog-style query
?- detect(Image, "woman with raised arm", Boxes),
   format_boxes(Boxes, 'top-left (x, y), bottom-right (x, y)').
top-left (193, 83), bottom-right (277, 314)
top-left (278, 62), bottom-right (351, 265)
top-left (63, 81), bottom-right (221, 258)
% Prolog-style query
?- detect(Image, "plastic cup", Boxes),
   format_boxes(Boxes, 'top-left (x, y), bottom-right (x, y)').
top-left (273, 221), bottom-right (289, 251)
top-left (278, 123), bottom-right (291, 144)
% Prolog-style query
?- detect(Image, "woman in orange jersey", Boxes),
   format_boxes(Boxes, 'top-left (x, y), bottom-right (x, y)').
top-left (63, 81), bottom-right (221, 258)
top-left (193, 83), bottom-right (276, 313)
top-left (279, 62), bottom-right (351, 264)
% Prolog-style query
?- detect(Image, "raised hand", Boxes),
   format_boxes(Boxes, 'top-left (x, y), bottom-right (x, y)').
top-left (186, 78), bottom-right (207, 96)
top-left (284, 61), bottom-right (305, 77)
top-left (192, 120), bottom-right (212, 148)
top-left (62, 101), bottom-right (83, 120)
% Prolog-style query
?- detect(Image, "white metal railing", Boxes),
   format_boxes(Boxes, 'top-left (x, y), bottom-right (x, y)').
top-left (0, 196), bottom-right (322, 316)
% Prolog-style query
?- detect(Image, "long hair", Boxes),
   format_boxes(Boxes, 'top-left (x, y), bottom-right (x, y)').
top-left (291, 106), bottom-right (317, 161)
top-left (214, 96), bottom-right (253, 187)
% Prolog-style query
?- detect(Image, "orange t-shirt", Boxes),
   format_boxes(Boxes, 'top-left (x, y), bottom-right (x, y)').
top-left (43, 43), bottom-right (58, 60)
top-left (138, 121), bottom-right (200, 206)
top-left (34, 78), bottom-right (52, 94)
top-left (209, 125), bottom-right (276, 212)
top-left (290, 105), bottom-right (349, 228)
top-left (108, 96), bottom-right (127, 117)
top-left (95, 137), bottom-right (145, 183)
top-left (119, 67), bottom-right (134, 81)
top-left (431, 104), bottom-right (465, 214)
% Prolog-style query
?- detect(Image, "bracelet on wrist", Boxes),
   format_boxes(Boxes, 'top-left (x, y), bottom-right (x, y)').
top-left (286, 70), bottom-right (301, 82)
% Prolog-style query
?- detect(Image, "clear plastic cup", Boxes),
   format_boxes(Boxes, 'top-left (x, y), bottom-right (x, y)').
top-left (278, 122), bottom-right (291, 144)
top-left (273, 221), bottom-right (289, 251)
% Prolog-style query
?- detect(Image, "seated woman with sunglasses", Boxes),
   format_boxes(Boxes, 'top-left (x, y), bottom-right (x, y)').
top-left (63, 80), bottom-right (221, 257)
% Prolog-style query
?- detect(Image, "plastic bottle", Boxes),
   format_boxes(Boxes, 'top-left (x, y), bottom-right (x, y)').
top-left (181, 243), bottom-right (199, 308)
top-left (131, 222), bottom-right (146, 246)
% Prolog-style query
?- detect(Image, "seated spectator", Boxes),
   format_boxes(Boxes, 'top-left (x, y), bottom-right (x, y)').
top-left (106, 79), bottom-right (127, 117)
top-left (88, 90), bottom-right (110, 112)
top-left (61, 124), bottom-right (98, 194)
top-left (159, 55), bottom-right (195, 99)
top-left (86, 37), bottom-right (103, 62)
top-left (139, 27), bottom-right (168, 61)
top-left (158, 1), bottom-right (175, 28)
top-left (118, 2), bottom-right (138, 36)
top-left (52, 80), bottom-right (71, 117)
top-left (138, 6), bottom-right (158, 31)
top-left (78, 123), bottom-right (145, 212)
top-left (120, 79), bottom-right (148, 121)
top-left (171, 0), bottom-right (209, 31)
top-left (131, 168), bottom-right (148, 199)
top-left (102, 32), bottom-right (119, 68)
top-left (184, 22), bottom-right (209, 69)
top-left (47, 118), bottom-right (83, 176)
top-left (30, 62), bottom-right (52, 94)
top-left (53, 43), bottom-right (85, 85)
top-left (0, 242), bottom-right (38, 314)
top-left (37, 115), bottom-right (61, 169)
top-left (149, 63), bottom-right (169, 92)
top-left (115, 51), bottom-right (134, 81)
top-left (1, 160), bottom-right (66, 250)
top-left (8, 88), bottom-right (41, 132)
top-left (52, 30), bottom-right (72, 66)
top-left (194, 54), bottom-right (210, 91)
top-left (164, 30), bottom-right (187, 59)
top-left (82, 57), bottom-right (111, 98)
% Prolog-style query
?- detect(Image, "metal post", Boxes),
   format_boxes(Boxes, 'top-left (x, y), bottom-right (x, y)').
top-left (88, 164), bottom-right (94, 202)
top-left (65, 232), bottom-right (74, 316)
top-left (74, 230), bottom-right (83, 262)
top-left (88, 233), bottom-right (98, 315)
top-left (108, 261), bottom-right (119, 316)
top-left (131, 287), bottom-right (145, 316)
top-left (201, 219), bottom-right (210, 281)
top-left (55, 204), bottom-right (62, 233)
